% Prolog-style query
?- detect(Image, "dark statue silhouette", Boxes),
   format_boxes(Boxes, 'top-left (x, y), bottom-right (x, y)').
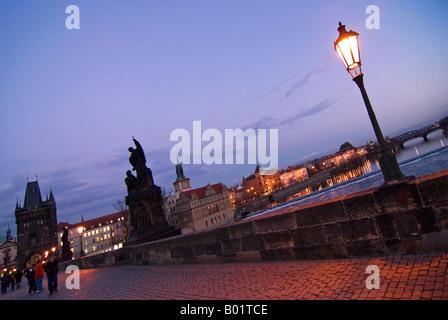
top-left (124, 138), bottom-right (179, 245)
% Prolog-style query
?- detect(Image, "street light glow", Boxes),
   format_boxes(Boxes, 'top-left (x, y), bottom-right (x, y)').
top-left (335, 22), bottom-right (362, 78)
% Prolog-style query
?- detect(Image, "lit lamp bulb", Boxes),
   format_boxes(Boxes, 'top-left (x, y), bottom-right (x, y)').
top-left (334, 22), bottom-right (362, 78)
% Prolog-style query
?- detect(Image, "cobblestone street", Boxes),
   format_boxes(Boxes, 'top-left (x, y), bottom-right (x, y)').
top-left (1, 252), bottom-right (447, 301)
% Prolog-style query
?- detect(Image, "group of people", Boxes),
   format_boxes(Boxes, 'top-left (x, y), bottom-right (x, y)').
top-left (1, 253), bottom-right (59, 296)
top-left (0, 269), bottom-right (22, 294)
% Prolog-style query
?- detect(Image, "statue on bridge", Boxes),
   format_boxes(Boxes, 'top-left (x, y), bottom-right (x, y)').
top-left (124, 137), bottom-right (180, 245)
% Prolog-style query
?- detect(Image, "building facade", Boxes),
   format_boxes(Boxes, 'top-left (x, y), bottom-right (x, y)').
top-left (0, 225), bottom-right (17, 271)
top-left (279, 166), bottom-right (309, 187)
top-left (57, 210), bottom-right (129, 259)
top-left (176, 183), bottom-right (234, 233)
top-left (163, 163), bottom-right (234, 233)
top-left (242, 165), bottom-right (282, 201)
top-left (15, 179), bottom-right (58, 269)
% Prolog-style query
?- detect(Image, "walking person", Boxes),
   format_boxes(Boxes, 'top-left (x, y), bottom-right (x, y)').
top-left (14, 269), bottom-right (23, 289)
top-left (35, 260), bottom-right (45, 293)
top-left (9, 272), bottom-right (16, 291)
top-left (24, 264), bottom-right (37, 295)
top-left (44, 253), bottom-right (59, 295)
top-left (1, 272), bottom-right (9, 294)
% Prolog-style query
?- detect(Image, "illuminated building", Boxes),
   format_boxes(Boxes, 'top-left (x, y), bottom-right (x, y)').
top-left (57, 211), bottom-right (128, 259)
top-left (164, 163), bottom-right (234, 233)
top-left (175, 183), bottom-right (234, 233)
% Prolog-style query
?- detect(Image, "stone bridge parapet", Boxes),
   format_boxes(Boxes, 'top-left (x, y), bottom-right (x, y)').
top-left (62, 170), bottom-right (448, 269)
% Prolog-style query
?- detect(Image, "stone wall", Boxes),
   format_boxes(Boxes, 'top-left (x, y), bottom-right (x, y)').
top-left (64, 170), bottom-right (448, 269)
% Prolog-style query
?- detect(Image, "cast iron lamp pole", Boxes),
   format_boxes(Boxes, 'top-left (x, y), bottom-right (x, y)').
top-left (334, 22), bottom-right (404, 183)
top-left (78, 226), bottom-right (84, 257)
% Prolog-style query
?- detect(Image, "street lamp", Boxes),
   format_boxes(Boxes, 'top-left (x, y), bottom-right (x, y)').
top-left (77, 226), bottom-right (84, 257)
top-left (334, 22), bottom-right (404, 183)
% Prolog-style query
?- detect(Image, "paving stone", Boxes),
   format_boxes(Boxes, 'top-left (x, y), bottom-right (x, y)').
top-left (0, 252), bottom-right (446, 300)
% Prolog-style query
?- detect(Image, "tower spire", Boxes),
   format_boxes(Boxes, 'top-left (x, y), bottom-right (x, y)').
top-left (6, 221), bottom-right (12, 241)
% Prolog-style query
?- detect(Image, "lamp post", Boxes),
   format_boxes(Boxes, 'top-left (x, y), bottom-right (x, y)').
top-left (77, 226), bottom-right (84, 258)
top-left (334, 22), bottom-right (404, 183)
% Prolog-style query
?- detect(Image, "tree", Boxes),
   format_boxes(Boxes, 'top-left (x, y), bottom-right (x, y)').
top-left (112, 199), bottom-right (128, 212)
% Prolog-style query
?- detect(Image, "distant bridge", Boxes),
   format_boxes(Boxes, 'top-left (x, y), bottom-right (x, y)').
top-left (390, 121), bottom-right (446, 148)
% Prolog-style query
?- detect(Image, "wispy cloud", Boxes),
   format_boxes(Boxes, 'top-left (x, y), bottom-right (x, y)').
top-left (243, 98), bottom-right (334, 131)
top-left (285, 64), bottom-right (330, 98)
top-left (249, 62), bottom-right (332, 103)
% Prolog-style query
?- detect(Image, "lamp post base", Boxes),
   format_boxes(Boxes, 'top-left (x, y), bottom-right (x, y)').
top-left (378, 147), bottom-right (405, 182)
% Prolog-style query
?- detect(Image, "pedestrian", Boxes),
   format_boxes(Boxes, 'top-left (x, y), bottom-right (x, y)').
top-left (44, 253), bottom-right (59, 295)
top-left (34, 260), bottom-right (45, 293)
top-left (14, 269), bottom-right (23, 289)
top-left (24, 264), bottom-right (37, 295)
top-left (9, 271), bottom-right (16, 291)
top-left (1, 272), bottom-right (9, 294)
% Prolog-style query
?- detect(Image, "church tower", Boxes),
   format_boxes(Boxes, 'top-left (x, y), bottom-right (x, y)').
top-left (15, 178), bottom-right (58, 268)
top-left (173, 162), bottom-right (191, 194)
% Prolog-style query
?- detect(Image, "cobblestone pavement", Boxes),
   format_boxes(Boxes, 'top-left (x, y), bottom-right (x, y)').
top-left (1, 252), bottom-right (447, 301)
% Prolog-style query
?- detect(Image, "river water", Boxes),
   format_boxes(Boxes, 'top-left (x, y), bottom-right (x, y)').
top-left (245, 129), bottom-right (448, 219)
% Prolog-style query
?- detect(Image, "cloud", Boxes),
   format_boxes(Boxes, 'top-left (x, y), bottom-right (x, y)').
top-left (243, 98), bottom-right (334, 131)
top-left (280, 98), bottom-right (334, 126)
top-left (286, 64), bottom-right (331, 98)
top-left (249, 63), bottom-right (332, 103)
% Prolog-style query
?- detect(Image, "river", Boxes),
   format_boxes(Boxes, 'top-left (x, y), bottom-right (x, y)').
top-left (245, 129), bottom-right (448, 219)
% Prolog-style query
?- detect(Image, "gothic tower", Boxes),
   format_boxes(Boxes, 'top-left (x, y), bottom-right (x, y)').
top-left (173, 162), bottom-right (191, 194)
top-left (14, 179), bottom-right (58, 268)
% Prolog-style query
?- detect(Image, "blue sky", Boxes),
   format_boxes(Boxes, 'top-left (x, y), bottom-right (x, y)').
top-left (1, 0), bottom-right (447, 236)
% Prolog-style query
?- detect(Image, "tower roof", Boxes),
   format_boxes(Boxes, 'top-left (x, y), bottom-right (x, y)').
top-left (23, 181), bottom-right (43, 209)
top-left (48, 189), bottom-right (56, 204)
top-left (173, 163), bottom-right (190, 184)
top-left (18, 180), bottom-right (56, 211)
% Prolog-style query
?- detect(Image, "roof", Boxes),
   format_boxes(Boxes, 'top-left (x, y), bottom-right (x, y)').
top-left (182, 183), bottom-right (224, 199)
top-left (18, 180), bottom-right (56, 211)
top-left (57, 210), bottom-right (128, 232)
top-left (23, 181), bottom-right (42, 209)
top-left (173, 163), bottom-right (190, 184)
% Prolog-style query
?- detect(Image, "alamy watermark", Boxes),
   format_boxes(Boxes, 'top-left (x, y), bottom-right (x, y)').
top-left (365, 265), bottom-right (380, 290)
top-left (65, 5), bottom-right (80, 30)
top-left (366, 5), bottom-right (380, 30)
top-left (65, 265), bottom-right (80, 290)
top-left (170, 121), bottom-right (278, 174)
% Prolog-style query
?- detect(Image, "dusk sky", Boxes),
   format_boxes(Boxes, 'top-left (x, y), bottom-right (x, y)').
top-left (1, 0), bottom-right (447, 237)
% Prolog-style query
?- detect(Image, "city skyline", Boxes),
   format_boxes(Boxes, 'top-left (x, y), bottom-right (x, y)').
top-left (1, 0), bottom-right (447, 237)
